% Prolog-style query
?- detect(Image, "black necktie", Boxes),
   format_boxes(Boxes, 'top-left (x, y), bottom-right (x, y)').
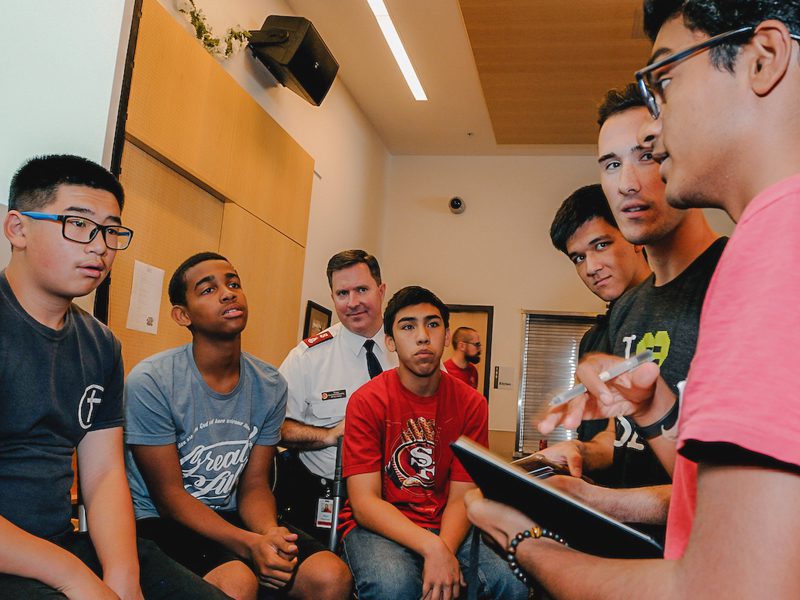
top-left (363, 339), bottom-right (383, 379)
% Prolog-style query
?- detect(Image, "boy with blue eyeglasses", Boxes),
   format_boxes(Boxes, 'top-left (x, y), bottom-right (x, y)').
top-left (0, 154), bottom-right (227, 599)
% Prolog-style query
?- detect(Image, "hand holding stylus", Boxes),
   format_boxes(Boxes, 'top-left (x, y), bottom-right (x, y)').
top-left (538, 351), bottom-right (662, 435)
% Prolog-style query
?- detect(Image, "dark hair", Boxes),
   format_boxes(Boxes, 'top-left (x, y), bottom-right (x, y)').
top-left (452, 326), bottom-right (477, 349)
top-left (643, 1), bottom-right (800, 72)
top-left (9, 154), bottom-right (124, 212)
top-left (169, 251), bottom-right (229, 306)
top-left (550, 184), bottom-right (618, 254)
top-left (326, 249), bottom-right (382, 288)
top-left (597, 83), bottom-right (646, 127)
top-left (384, 286), bottom-right (450, 336)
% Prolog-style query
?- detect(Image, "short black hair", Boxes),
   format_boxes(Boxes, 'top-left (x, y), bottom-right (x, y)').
top-left (326, 249), bottom-right (382, 288)
top-left (550, 184), bottom-right (618, 255)
top-left (597, 83), bottom-right (646, 127)
top-left (169, 251), bottom-right (229, 306)
top-left (643, 1), bottom-right (800, 72)
top-left (384, 286), bottom-right (450, 336)
top-left (452, 326), bottom-right (477, 349)
top-left (9, 154), bottom-right (124, 212)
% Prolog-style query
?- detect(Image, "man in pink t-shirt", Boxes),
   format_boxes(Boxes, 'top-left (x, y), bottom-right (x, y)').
top-left (464, 3), bottom-right (800, 598)
top-left (340, 286), bottom-right (527, 600)
top-left (443, 327), bottom-right (481, 390)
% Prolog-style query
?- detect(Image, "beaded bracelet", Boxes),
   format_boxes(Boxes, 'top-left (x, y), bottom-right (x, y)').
top-left (507, 526), bottom-right (568, 585)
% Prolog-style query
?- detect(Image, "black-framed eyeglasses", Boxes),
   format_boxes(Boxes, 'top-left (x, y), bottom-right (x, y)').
top-left (635, 26), bottom-right (758, 119)
top-left (463, 341), bottom-right (482, 348)
top-left (20, 212), bottom-right (134, 250)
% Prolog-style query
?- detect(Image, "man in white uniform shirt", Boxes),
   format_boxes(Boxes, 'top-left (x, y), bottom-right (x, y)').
top-left (276, 250), bottom-right (397, 541)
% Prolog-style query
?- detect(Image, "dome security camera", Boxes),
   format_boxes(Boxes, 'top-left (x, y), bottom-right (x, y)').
top-left (449, 196), bottom-right (466, 214)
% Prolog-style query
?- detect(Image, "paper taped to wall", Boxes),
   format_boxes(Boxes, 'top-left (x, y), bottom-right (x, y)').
top-left (126, 260), bottom-right (164, 335)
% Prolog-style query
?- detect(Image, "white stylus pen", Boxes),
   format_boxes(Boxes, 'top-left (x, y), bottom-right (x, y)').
top-left (549, 350), bottom-right (655, 407)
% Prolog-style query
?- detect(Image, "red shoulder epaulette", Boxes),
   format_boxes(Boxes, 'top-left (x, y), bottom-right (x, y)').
top-left (303, 330), bottom-right (333, 348)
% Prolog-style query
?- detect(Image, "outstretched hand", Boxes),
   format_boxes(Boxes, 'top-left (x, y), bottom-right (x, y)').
top-left (538, 353), bottom-right (661, 436)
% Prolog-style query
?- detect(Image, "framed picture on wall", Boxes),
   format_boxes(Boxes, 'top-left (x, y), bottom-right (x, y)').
top-left (303, 301), bottom-right (332, 339)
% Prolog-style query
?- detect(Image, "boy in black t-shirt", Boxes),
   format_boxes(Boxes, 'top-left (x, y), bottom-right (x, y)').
top-left (547, 183), bottom-right (651, 449)
top-left (530, 85), bottom-right (724, 528)
top-left (0, 155), bottom-right (226, 599)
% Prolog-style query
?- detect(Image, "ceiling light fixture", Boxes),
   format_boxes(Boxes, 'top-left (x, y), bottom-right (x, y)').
top-left (366, 0), bottom-right (427, 101)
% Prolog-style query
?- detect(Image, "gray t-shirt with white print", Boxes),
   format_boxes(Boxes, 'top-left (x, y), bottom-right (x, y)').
top-left (124, 344), bottom-right (286, 519)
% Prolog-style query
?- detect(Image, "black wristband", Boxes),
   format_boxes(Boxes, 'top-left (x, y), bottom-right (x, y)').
top-left (635, 401), bottom-right (679, 440)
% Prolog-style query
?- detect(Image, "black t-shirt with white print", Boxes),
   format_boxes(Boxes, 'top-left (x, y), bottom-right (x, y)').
top-left (0, 271), bottom-right (123, 540)
top-left (605, 237), bottom-right (727, 488)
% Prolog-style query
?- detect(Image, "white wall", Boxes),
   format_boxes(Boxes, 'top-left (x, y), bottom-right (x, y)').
top-left (0, 0), bottom-right (132, 275)
top-left (0, 0), bottom-right (133, 204)
top-left (0, 1), bottom-right (386, 319)
top-left (382, 155), bottom-right (606, 431)
top-left (155, 0), bottom-right (390, 335)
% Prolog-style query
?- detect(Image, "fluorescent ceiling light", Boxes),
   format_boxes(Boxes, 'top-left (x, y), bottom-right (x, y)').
top-left (367, 0), bottom-right (427, 101)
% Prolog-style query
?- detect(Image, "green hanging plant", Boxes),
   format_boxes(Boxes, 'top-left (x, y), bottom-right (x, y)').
top-left (178, 0), bottom-right (250, 59)
top-left (224, 26), bottom-right (250, 57)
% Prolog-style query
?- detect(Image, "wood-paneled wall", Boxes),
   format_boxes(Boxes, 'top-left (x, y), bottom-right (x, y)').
top-left (109, 0), bottom-right (314, 371)
top-left (125, 0), bottom-right (313, 246)
top-left (218, 203), bottom-right (306, 364)
top-left (111, 143), bottom-right (223, 369)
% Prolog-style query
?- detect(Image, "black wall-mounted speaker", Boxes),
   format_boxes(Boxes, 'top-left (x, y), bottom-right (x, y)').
top-left (248, 16), bottom-right (339, 106)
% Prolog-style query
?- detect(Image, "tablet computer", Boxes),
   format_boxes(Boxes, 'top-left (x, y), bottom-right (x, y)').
top-left (451, 436), bottom-right (663, 559)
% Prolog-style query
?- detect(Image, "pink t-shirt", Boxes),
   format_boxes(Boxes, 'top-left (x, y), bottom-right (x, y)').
top-left (665, 173), bottom-right (800, 558)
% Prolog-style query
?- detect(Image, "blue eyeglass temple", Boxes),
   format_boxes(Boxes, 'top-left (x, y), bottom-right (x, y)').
top-left (20, 211), bottom-right (129, 231)
top-left (19, 211), bottom-right (132, 243)
top-left (20, 212), bottom-right (62, 221)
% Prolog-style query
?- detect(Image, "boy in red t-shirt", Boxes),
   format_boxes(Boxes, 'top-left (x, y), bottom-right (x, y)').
top-left (339, 286), bottom-right (527, 600)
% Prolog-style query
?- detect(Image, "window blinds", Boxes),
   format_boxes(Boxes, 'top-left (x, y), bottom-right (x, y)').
top-left (515, 311), bottom-right (597, 457)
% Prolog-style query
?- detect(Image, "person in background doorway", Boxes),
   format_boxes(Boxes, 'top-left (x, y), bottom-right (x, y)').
top-left (444, 327), bottom-right (481, 390)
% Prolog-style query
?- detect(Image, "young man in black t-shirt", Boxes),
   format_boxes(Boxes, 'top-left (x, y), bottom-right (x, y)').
top-left (468, 4), bottom-right (800, 595)
top-left (533, 85), bottom-right (724, 527)
top-left (0, 155), bottom-right (226, 599)
top-left (548, 183), bottom-right (651, 448)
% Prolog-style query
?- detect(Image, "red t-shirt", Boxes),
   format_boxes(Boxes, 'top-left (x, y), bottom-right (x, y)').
top-left (444, 358), bottom-right (478, 389)
top-left (339, 369), bottom-right (488, 539)
top-left (665, 174), bottom-right (800, 558)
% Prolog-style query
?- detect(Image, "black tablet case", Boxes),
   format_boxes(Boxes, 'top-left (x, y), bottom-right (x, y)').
top-left (451, 436), bottom-right (663, 559)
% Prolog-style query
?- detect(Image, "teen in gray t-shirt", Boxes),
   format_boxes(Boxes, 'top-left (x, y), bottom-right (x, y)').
top-left (123, 252), bottom-right (352, 600)
top-left (124, 343), bottom-right (286, 518)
